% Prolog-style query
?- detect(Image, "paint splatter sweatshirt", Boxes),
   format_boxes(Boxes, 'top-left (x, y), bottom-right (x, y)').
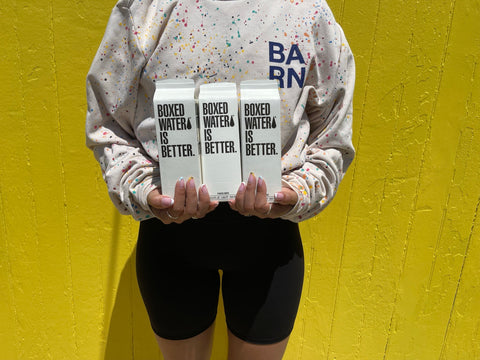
top-left (86, 0), bottom-right (355, 222)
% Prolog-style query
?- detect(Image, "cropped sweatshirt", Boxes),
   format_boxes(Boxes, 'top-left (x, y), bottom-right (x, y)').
top-left (86, 0), bottom-right (355, 222)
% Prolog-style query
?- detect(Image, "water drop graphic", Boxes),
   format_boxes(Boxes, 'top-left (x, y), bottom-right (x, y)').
top-left (187, 117), bottom-right (192, 129)
top-left (230, 115), bottom-right (235, 127)
top-left (272, 116), bottom-right (277, 128)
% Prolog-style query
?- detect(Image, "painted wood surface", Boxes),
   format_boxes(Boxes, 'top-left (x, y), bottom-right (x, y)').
top-left (0, 0), bottom-right (479, 359)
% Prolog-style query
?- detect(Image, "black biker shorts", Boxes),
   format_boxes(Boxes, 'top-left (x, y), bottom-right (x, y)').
top-left (136, 202), bottom-right (304, 344)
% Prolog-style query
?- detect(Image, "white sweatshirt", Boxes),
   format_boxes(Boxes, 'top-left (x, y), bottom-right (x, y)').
top-left (86, 0), bottom-right (355, 222)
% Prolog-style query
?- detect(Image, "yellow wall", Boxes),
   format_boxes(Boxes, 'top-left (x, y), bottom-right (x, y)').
top-left (1, 0), bottom-right (479, 359)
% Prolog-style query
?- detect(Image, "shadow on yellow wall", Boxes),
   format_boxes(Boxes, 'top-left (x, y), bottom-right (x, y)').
top-left (101, 211), bottom-right (160, 359)
top-left (103, 248), bottom-right (157, 360)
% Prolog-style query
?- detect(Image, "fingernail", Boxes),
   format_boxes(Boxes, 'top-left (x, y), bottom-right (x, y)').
top-left (248, 172), bottom-right (255, 184)
top-left (161, 197), bottom-right (174, 207)
top-left (274, 192), bottom-right (285, 201)
top-left (187, 177), bottom-right (195, 188)
top-left (178, 177), bottom-right (185, 187)
top-left (200, 184), bottom-right (208, 194)
top-left (257, 176), bottom-right (264, 187)
top-left (238, 182), bottom-right (246, 192)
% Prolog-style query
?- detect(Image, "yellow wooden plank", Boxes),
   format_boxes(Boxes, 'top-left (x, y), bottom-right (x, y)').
top-left (324, 0), bottom-right (445, 359)
top-left (0, 4), bottom-right (24, 359)
top-left (294, 0), bottom-right (391, 358)
top-left (439, 26), bottom-right (480, 359)
top-left (385, 1), bottom-right (480, 359)
top-left (49, 1), bottom-right (119, 358)
top-left (13, 3), bottom-right (79, 357)
top-left (103, 246), bottom-right (135, 360)
top-left (0, 179), bottom-right (18, 360)
top-left (0, 3), bottom-right (67, 359)
top-left (440, 200), bottom-right (480, 360)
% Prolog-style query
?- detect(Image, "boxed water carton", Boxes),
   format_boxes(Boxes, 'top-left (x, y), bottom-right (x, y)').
top-left (240, 80), bottom-right (282, 201)
top-left (153, 79), bottom-right (202, 198)
top-left (199, 83), bottom-right (242, 201)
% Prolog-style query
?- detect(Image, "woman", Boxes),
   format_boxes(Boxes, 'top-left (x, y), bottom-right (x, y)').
top-left (86, 0), bottom-right (355, 358)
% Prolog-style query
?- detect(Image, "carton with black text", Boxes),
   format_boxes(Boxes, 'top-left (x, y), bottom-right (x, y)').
top-left (240, 80), bottom-right (282, 201)
top-left (153, 79), bottom-right (201, 198)
top-left (199, 83), bottom-right (241, 201)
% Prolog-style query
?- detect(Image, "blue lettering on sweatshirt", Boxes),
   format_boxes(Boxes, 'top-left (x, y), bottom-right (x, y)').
top-left (268, 41), bottom-right (306, 89)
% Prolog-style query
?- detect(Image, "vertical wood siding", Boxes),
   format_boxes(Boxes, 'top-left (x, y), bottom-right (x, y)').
top-left (0, 0), bottom-right (479, 359)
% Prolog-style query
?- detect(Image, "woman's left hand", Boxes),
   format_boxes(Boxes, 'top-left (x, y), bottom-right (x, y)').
top-left (229, 173), bottom-right (298, 219)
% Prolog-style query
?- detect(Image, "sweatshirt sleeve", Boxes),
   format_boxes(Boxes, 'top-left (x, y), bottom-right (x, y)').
top-left (85, 0), bottom-right (159, 221)
top-left (280, 20), bottom-right (355, 223)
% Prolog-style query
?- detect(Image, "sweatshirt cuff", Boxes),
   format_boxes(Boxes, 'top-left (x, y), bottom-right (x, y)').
top-left (279, 178), bottom-right (310, 222)
top-left (131, 174), bottom-right (161, 219)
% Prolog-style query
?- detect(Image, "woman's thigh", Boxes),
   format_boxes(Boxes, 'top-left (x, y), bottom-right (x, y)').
top-left (222, 234), bottom-right (304, 345)
top-left (136, 219), bottom-right (221, 340)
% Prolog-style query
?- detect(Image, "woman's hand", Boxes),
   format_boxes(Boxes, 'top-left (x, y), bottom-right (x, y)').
top-left (147, 178), bottom-right (218, 224)
top-left (229, 173), bottom-right (298, 218)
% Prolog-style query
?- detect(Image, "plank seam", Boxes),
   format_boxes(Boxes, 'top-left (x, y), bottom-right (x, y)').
top-left (12, 5), bottom-right (37, 357)
top-left (438, 60), bottom-right (478, 360)
top-left (439, 194), bottom-right (480, 360)
top-left (327, 0), bottom-right (383, 358)
top-left (48, 1), bottom-right (80, 357)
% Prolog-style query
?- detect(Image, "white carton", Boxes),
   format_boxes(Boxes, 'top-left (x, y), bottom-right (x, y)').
top-left (240, 80), bottom-right (282, 201)
top-left (153, 79), bottom-right (201, 198)
top-left (199, 83), bottom-right (241, 201)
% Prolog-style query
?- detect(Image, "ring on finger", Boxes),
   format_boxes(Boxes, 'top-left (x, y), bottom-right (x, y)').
top-left (265, 204), bottom-right (272, 216)
top-left (166, 211), bottom-right (179, 220)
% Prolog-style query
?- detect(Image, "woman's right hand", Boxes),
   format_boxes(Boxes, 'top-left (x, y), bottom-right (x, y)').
top-left (147, 178), bottom-right (218, 224)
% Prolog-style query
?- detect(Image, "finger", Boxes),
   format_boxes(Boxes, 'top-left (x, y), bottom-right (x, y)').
top-left (243, 172), bottom-right (256, 213)
top-left (208, 201), bottom-right (219, 212)
top-left (151, 206), bottom-right (188, 225)
top-left (254, 176), bottom-right (270, 215)
top-left (228, 199), bottom-right (237, 211)
top-left (234, 182), bottom-right (246, 212)
top-left (147, 188), bottom-right (174, 210)
top-left (166, 210), bottom-right (189, 224)
top-left (184, 177), bottom-right (198, 217)
top-left (274, 187), bottom-right (298, 206)
top-left (196, 184), bottom-right (211, 217)
top-left (260, 203), bottom-right (273, 218)
top-left (164, 209), bottom-right (180, 222)
top-left (171, 177), bottom-right (186, 217)
top-left (268, 203), bottom-right (293, 218)
top-left (151, 208), bottom-right (174, 224)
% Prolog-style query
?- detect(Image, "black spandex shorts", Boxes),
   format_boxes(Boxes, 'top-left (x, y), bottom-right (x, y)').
top-left (136, 202), bottom-right (304, 344)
